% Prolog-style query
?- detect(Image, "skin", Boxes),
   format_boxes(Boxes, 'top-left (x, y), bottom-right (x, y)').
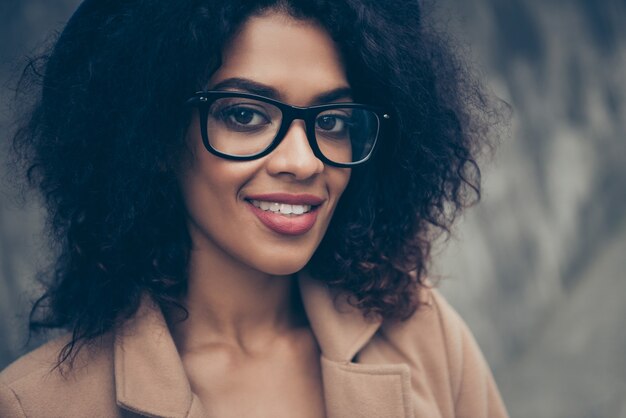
top-left (169, 11), bottom-right (352, 417)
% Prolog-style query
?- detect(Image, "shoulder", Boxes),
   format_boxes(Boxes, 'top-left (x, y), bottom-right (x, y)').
top-left (0, 334), bottom-right (117, 418)
top-left (373, 287), bottom-right (481, 383)
top-left (1, 335), bottom-right (71, 385)
top-left (363, 286), bottom-right (509, 417)
top-left (376, 286), bottom-right (479, 356)
top-left (407, 286), bottom-right (482, 371)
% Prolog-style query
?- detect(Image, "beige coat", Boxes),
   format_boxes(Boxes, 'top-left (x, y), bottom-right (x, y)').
top-left (0, 274), bottom-right (509, 418)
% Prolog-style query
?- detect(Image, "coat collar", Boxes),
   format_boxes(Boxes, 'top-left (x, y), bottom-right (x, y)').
top-left (297, 272), bottom-right (382, 362)
top-left (113, 294), bottom-right (206, 418)
top-left (113, 274), bottom-right (413, 418)
top-left (298, 273), bottom-right (415, 418)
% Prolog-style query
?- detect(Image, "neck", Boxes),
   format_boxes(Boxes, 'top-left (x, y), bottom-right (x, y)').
top-left (167, 245), bottom-right (307, 355)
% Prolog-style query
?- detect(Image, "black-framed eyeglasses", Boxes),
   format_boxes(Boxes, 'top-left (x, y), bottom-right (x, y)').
top-left (185, 91), bottom-right (391, 167)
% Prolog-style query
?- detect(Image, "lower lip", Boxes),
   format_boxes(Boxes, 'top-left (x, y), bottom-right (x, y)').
top-left (247, 202), bottom-right (319, 236)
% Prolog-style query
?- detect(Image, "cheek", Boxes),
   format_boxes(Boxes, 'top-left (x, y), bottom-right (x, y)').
top-left (181, 125), bottom-right (254, 198)
top-left (178, 138), bottom-right (234, 228)
top-left (331, 168), bottom-right (351, 200)
top-left (180, 156), bottom-right (256, 214)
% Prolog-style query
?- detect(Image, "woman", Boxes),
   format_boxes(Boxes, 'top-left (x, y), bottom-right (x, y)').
top-left (0, 0), bottom-right (508, 417)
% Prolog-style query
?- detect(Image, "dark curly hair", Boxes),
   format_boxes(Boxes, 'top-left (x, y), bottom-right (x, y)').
top-left (11, 0), bottom-right (497, 364)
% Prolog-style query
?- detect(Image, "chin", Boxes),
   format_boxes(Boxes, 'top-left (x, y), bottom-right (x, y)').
top-left (255, 257), bottom-right (311, 276)
top-left (264, 264), bottom-right (307, 276)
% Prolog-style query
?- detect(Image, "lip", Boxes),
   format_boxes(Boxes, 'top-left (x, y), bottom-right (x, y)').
top-left (245, 193), bottom-right (325, 206)
top-left (244, 193), bottom-right (324, 236)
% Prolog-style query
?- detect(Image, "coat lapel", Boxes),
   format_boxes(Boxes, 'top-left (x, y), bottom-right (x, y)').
top-left (113, 295), bottom-right (208, 418)
top-left (113, 277), bottom-right (414, 418)
top-left (298, 273), bottom-right (414, 418)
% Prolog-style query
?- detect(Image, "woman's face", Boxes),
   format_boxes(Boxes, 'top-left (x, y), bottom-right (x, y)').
top-left (180, 12), bottom-right (351, 276)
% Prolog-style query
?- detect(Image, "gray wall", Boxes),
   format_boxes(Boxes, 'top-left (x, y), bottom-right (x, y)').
top-left (1, 1), bottom-right (625, 417)
top-left (432, 1), bottom-right (626, 417)
top-left (0, 0), bottom-right (81, 367)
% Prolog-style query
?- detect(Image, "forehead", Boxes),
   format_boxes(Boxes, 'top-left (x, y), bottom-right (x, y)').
top-left (209, 12), bottom-right (349, 105)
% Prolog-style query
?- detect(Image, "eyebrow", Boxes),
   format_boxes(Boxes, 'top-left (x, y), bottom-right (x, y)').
top-left (210, 77), bottom-right (353, 105)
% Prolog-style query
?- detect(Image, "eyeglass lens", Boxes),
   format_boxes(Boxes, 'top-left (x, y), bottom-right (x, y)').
top-left (205, 97), bottom-right (378, 164)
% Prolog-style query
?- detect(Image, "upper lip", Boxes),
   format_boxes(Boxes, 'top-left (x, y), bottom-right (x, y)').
top-left (246, 193), bottom-right (325, 206)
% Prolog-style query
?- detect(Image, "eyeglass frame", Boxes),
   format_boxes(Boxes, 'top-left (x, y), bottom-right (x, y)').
top-left (185, 91), bottom-right (391, 168)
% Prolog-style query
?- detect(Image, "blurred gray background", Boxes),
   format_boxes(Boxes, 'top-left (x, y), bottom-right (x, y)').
top-left (1, 1), bottom-right (625, 417)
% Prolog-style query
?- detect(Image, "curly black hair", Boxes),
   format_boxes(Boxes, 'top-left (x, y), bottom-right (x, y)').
top-left (10, 0), bottom-right (498, 365)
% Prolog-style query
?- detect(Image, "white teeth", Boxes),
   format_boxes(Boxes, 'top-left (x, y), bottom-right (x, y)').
top-left (250, 200), bottom-right (312, 215)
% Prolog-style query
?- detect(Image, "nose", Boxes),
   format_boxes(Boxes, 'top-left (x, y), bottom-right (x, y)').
top-left (265, 120), bottom-right (324, 179)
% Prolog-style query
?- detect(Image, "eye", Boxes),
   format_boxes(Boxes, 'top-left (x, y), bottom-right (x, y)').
top-left (216, 105), bottom-right (271, 131)
top-left (315, 114), bottom-right (349, 134)
top-left (223, 106), bottom-right (269, 127)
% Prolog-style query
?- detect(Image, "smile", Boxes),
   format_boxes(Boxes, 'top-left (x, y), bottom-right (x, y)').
top-left (250, 200), bottom-right (312, 215)
top-left (245, 193), bottom-right (325, 236)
